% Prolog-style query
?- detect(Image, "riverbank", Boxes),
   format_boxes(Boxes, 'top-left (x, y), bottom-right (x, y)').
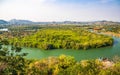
top-left (103, 32), bottom-right (120, 38)
top-left (19, 37), bottom-right (120, 61)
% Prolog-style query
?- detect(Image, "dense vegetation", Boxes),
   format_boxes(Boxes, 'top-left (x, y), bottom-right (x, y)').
top-left (0, 55), bottom-right (120, 75)
top-left (103, 25), bottom-right (120, 33)
top-left (8, 27), bottom-right (113, 50)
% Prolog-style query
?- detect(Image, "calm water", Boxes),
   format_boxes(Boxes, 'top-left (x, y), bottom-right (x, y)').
top-left (21, 37), bottom-right (120, 61)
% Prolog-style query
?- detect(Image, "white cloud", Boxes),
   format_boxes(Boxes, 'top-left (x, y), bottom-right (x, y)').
top-left (0, 0), bottom-right (119, 22)
top-left (0, 0), bottom-right (60, 21)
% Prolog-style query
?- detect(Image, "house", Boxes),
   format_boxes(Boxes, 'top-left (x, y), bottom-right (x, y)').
top-left (93, 27), bottom-right (102, 32)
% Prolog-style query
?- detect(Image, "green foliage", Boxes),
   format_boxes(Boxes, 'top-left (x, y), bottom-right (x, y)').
top-left (9, 27), bottom-right (113, 50)
top-left (104, 25), bottom-right (120, 33)
top-left (1, 39), bottom-right (9, 45)
top-left (0, 55), bottom-right (120, 75)
top-left (0, 56), bottom-right (31, 75)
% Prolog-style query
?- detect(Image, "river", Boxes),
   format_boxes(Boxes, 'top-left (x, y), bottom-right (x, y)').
top-left (20, 37), bottom-right (120, 61)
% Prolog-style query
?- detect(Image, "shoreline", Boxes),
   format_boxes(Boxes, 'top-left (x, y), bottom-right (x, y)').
top-left (103, 32), bottom-right (120, 38)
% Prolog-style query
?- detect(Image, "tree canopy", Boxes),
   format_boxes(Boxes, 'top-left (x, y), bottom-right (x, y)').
top-left (9, 27), bottom-right (113, 50)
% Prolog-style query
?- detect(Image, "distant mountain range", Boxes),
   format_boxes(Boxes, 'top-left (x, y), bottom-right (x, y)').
top-left (9, 19), bottom-right (33, 25)
top-left (0, 20), bottom-right (8, 24)
top-left (0, 19), bottom-right (120, 25)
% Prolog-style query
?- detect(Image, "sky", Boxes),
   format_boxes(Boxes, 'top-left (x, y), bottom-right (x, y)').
top-left (0, 0), bottom-right (120, 22)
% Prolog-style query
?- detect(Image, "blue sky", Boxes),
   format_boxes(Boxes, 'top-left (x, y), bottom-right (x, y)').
top-left (0, 0), bottom-right (120, 22)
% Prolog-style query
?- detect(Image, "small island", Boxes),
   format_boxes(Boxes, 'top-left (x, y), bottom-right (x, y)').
top-left (7, 26), bottom-right (113, 50)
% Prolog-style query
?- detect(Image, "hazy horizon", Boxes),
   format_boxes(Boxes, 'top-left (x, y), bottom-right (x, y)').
top-left (1, 18), bottom-right (120, 22)
top-left (0, 0), bottom-right (120, 22)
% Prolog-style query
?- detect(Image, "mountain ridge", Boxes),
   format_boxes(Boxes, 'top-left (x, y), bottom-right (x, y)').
top-left (0, 19), bottom-right (120, 25)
